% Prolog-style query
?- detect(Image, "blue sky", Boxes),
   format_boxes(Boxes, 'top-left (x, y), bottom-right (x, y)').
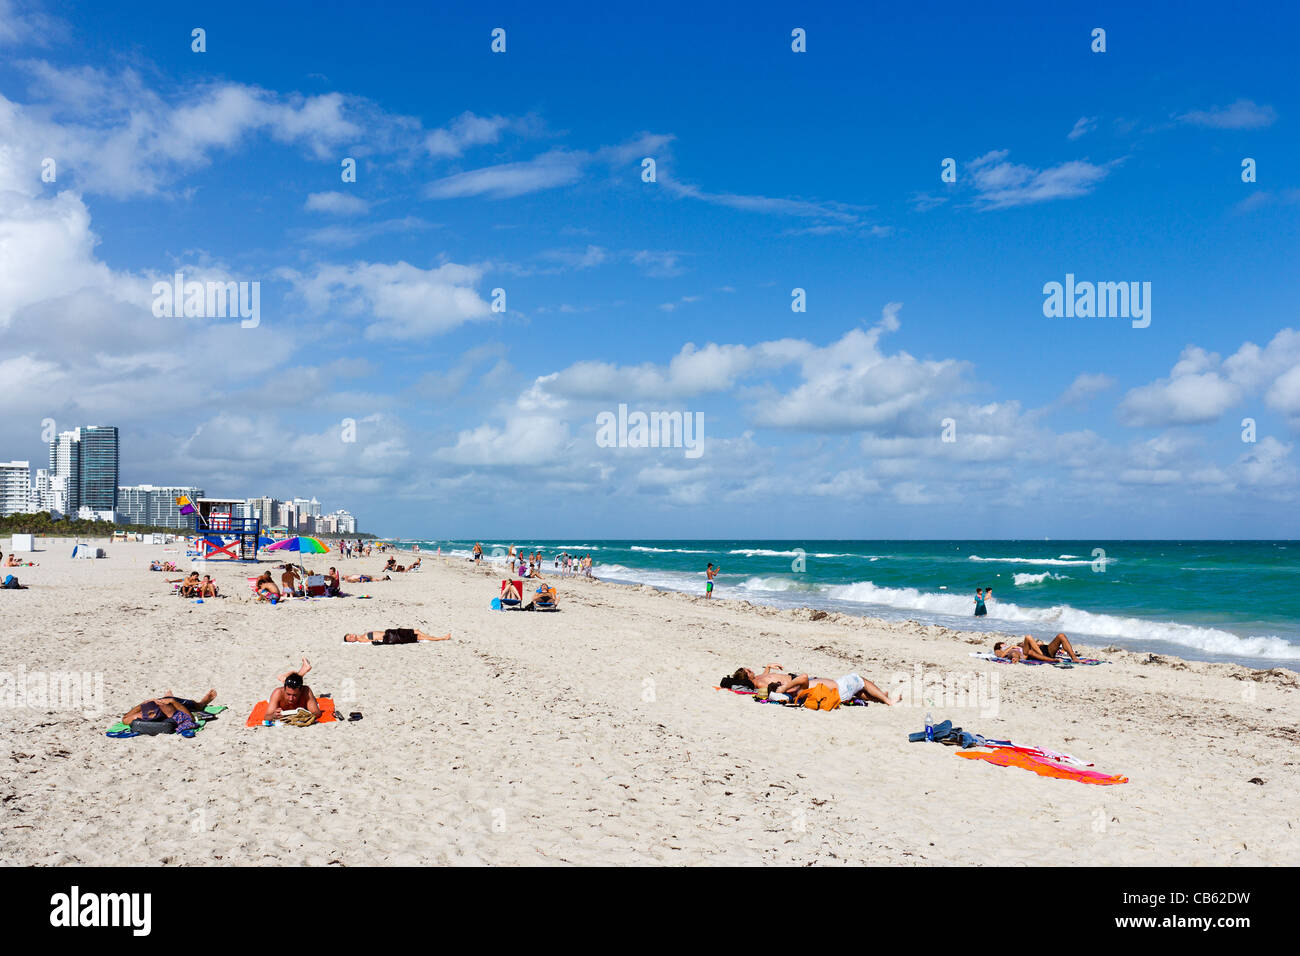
top-left (1, 0), bottom-right (1298, 538)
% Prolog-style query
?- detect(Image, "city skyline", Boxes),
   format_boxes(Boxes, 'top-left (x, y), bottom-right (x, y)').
top-left (1, 421), bottom-right (361, 531)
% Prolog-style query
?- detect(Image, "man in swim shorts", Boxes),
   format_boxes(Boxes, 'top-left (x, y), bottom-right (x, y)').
top-left (343, 628), bottom-right (451, 644)
top-left (122, 689), bottom-right (217, 726)
top-left (705, 562), bottom-right (718, 598)
top-left (772, 671), bottom-right (899, 705)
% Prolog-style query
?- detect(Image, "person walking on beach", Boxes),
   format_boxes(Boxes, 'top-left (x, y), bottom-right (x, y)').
top-left (974, 587), bottom-right (987, 616)
top-left (705, 562), bottom-right (719, 599)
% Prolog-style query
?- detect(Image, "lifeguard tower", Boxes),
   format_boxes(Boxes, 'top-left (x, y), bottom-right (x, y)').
top-left (191, 497), bottom-right (261, 561)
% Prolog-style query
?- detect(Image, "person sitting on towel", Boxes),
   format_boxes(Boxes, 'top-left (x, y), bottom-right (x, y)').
top-left (344, 628), bottom-right (451, 644)
top-left (324, 567), bottom-right (341, 595)
top-left (266, 669), bottom-right (321, 721)
top-left (122, 689), bottom-right (216, 725)
top-left (994, 633), bottom-right (1083, 663)
top-left (199, 575), bottom-right (219, 597)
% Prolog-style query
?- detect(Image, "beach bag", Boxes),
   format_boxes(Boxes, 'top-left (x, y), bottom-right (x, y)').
top-left (797, 684), bottom-right (840, 711)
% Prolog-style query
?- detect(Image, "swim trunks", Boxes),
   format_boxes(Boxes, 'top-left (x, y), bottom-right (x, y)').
top-left (706, 581), bottom-right (714, 592)
top-left (835, 673), bottom-right (865, 701)
top-left (381, 628), bottom-right (418, 645)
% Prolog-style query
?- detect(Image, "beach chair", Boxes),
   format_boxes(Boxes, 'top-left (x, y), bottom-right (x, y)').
top-left (499, 579), bottom-right (523, 609)
top-left (305, 574), bottom-right (327, 597)
top-left (529, 585), bottom-right (559, 611)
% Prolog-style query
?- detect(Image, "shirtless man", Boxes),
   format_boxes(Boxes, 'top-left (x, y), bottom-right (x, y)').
top-left (344, 628), bottom-right (451, 644)
top-left (122, 689), bottom-right (216, 726)
top-left (994, 633), bottom-right (1083, 663)
top-left (772, 671), bottom-right (899, 705)
top-left (266, 671), bottom-right (321, 721)
top-left (254, 571), bottom-right (281, 601)
top-left (280, 564), bottom-right (302, 594)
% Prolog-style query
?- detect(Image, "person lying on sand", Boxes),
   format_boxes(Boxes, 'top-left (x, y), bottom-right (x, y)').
top-left (994, 633), bottom-right (1083, 663)
top-left (122, 689), bottom-right (217, 725)
top-left (344, 628), bottom-right (451, 644)
top-left (266, 670), bottom-right (321, 721)
top-left (5, 554), bottom-right (36, 567)
top-left (778, 672), bottom-right (899, 705)
top-left (721, 666), bottom-right (899, 705)
top-left (341, 573), bottom-right (373, 583)
top-left (721, 664), bottom-right (797, 689)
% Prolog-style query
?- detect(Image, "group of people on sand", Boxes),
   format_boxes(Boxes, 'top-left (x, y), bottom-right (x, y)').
top-left (4, 552), bottom-right (37, 567)
top-left (336, 539), bottom-right (372, 559)
top-left (149, 560), bottom-right (180, 572)
top-left (168, 571), bottom-right (219, 598)
top-left (721, 663), bottom-right (901, 706)
top-left (383, 556), bottom-right (420, 573)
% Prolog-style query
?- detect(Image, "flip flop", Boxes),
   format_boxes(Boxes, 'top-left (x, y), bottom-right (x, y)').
top-left (105, 729), bottom-right (139, 739)
top-left (348, 712), bottom-right (363, 721)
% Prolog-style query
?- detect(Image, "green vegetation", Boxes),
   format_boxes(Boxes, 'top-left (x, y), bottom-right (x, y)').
top-left (0, 511), bottom-right (182, 537)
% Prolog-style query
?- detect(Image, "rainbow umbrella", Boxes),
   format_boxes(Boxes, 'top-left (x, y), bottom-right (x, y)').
top-left (264, 535), bottom-right (329, 577)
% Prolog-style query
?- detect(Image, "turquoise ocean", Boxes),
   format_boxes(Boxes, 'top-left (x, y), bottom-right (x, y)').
top-left (397, 539), bottom-right (1300, 671)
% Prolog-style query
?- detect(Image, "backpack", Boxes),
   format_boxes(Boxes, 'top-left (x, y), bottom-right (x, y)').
top-left (796, 684), bottom-right (840, 711)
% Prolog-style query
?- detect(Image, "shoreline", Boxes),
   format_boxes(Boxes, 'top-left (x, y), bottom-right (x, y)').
top-left (2, 537), bottom-right (1297, 866)
top-left (409, 545), bottom-right (1300, 674)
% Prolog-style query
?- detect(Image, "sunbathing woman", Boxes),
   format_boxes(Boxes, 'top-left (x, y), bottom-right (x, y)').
top-left (994, 633), bottom-right (1083, 663)
top-left (720, 663), bottom-right (798, 690)
top-left (344, 628), bottom-right (451, 644)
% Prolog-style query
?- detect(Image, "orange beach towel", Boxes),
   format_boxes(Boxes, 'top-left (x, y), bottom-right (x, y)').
top-left (246, 697), bottom-right (337, 726)
top-left (957, 748), bottom-right (1127, 785)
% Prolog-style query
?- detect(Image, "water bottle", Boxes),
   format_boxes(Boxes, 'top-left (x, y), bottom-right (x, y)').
top-left (925, 711), bottom-right (934, 741)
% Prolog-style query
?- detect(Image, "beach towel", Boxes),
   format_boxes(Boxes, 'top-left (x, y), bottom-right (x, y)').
top-left (245, 697), bottom-right (337, 727)
top-left (956, 748), bottom-right (1127, 785)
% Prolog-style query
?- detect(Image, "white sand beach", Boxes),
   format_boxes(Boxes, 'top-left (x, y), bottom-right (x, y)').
top-left (1, 539), bottom-right (1297, 866)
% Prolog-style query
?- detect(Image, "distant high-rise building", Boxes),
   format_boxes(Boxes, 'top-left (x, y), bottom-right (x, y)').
top-left (78, 426), bottom-right (119, 512)
top-left (49, 425), bottom-right (120, 515)
top-left (118, 485), bottom-right (205, 528)
top-left (0, 461), bottom-right (32, 516)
